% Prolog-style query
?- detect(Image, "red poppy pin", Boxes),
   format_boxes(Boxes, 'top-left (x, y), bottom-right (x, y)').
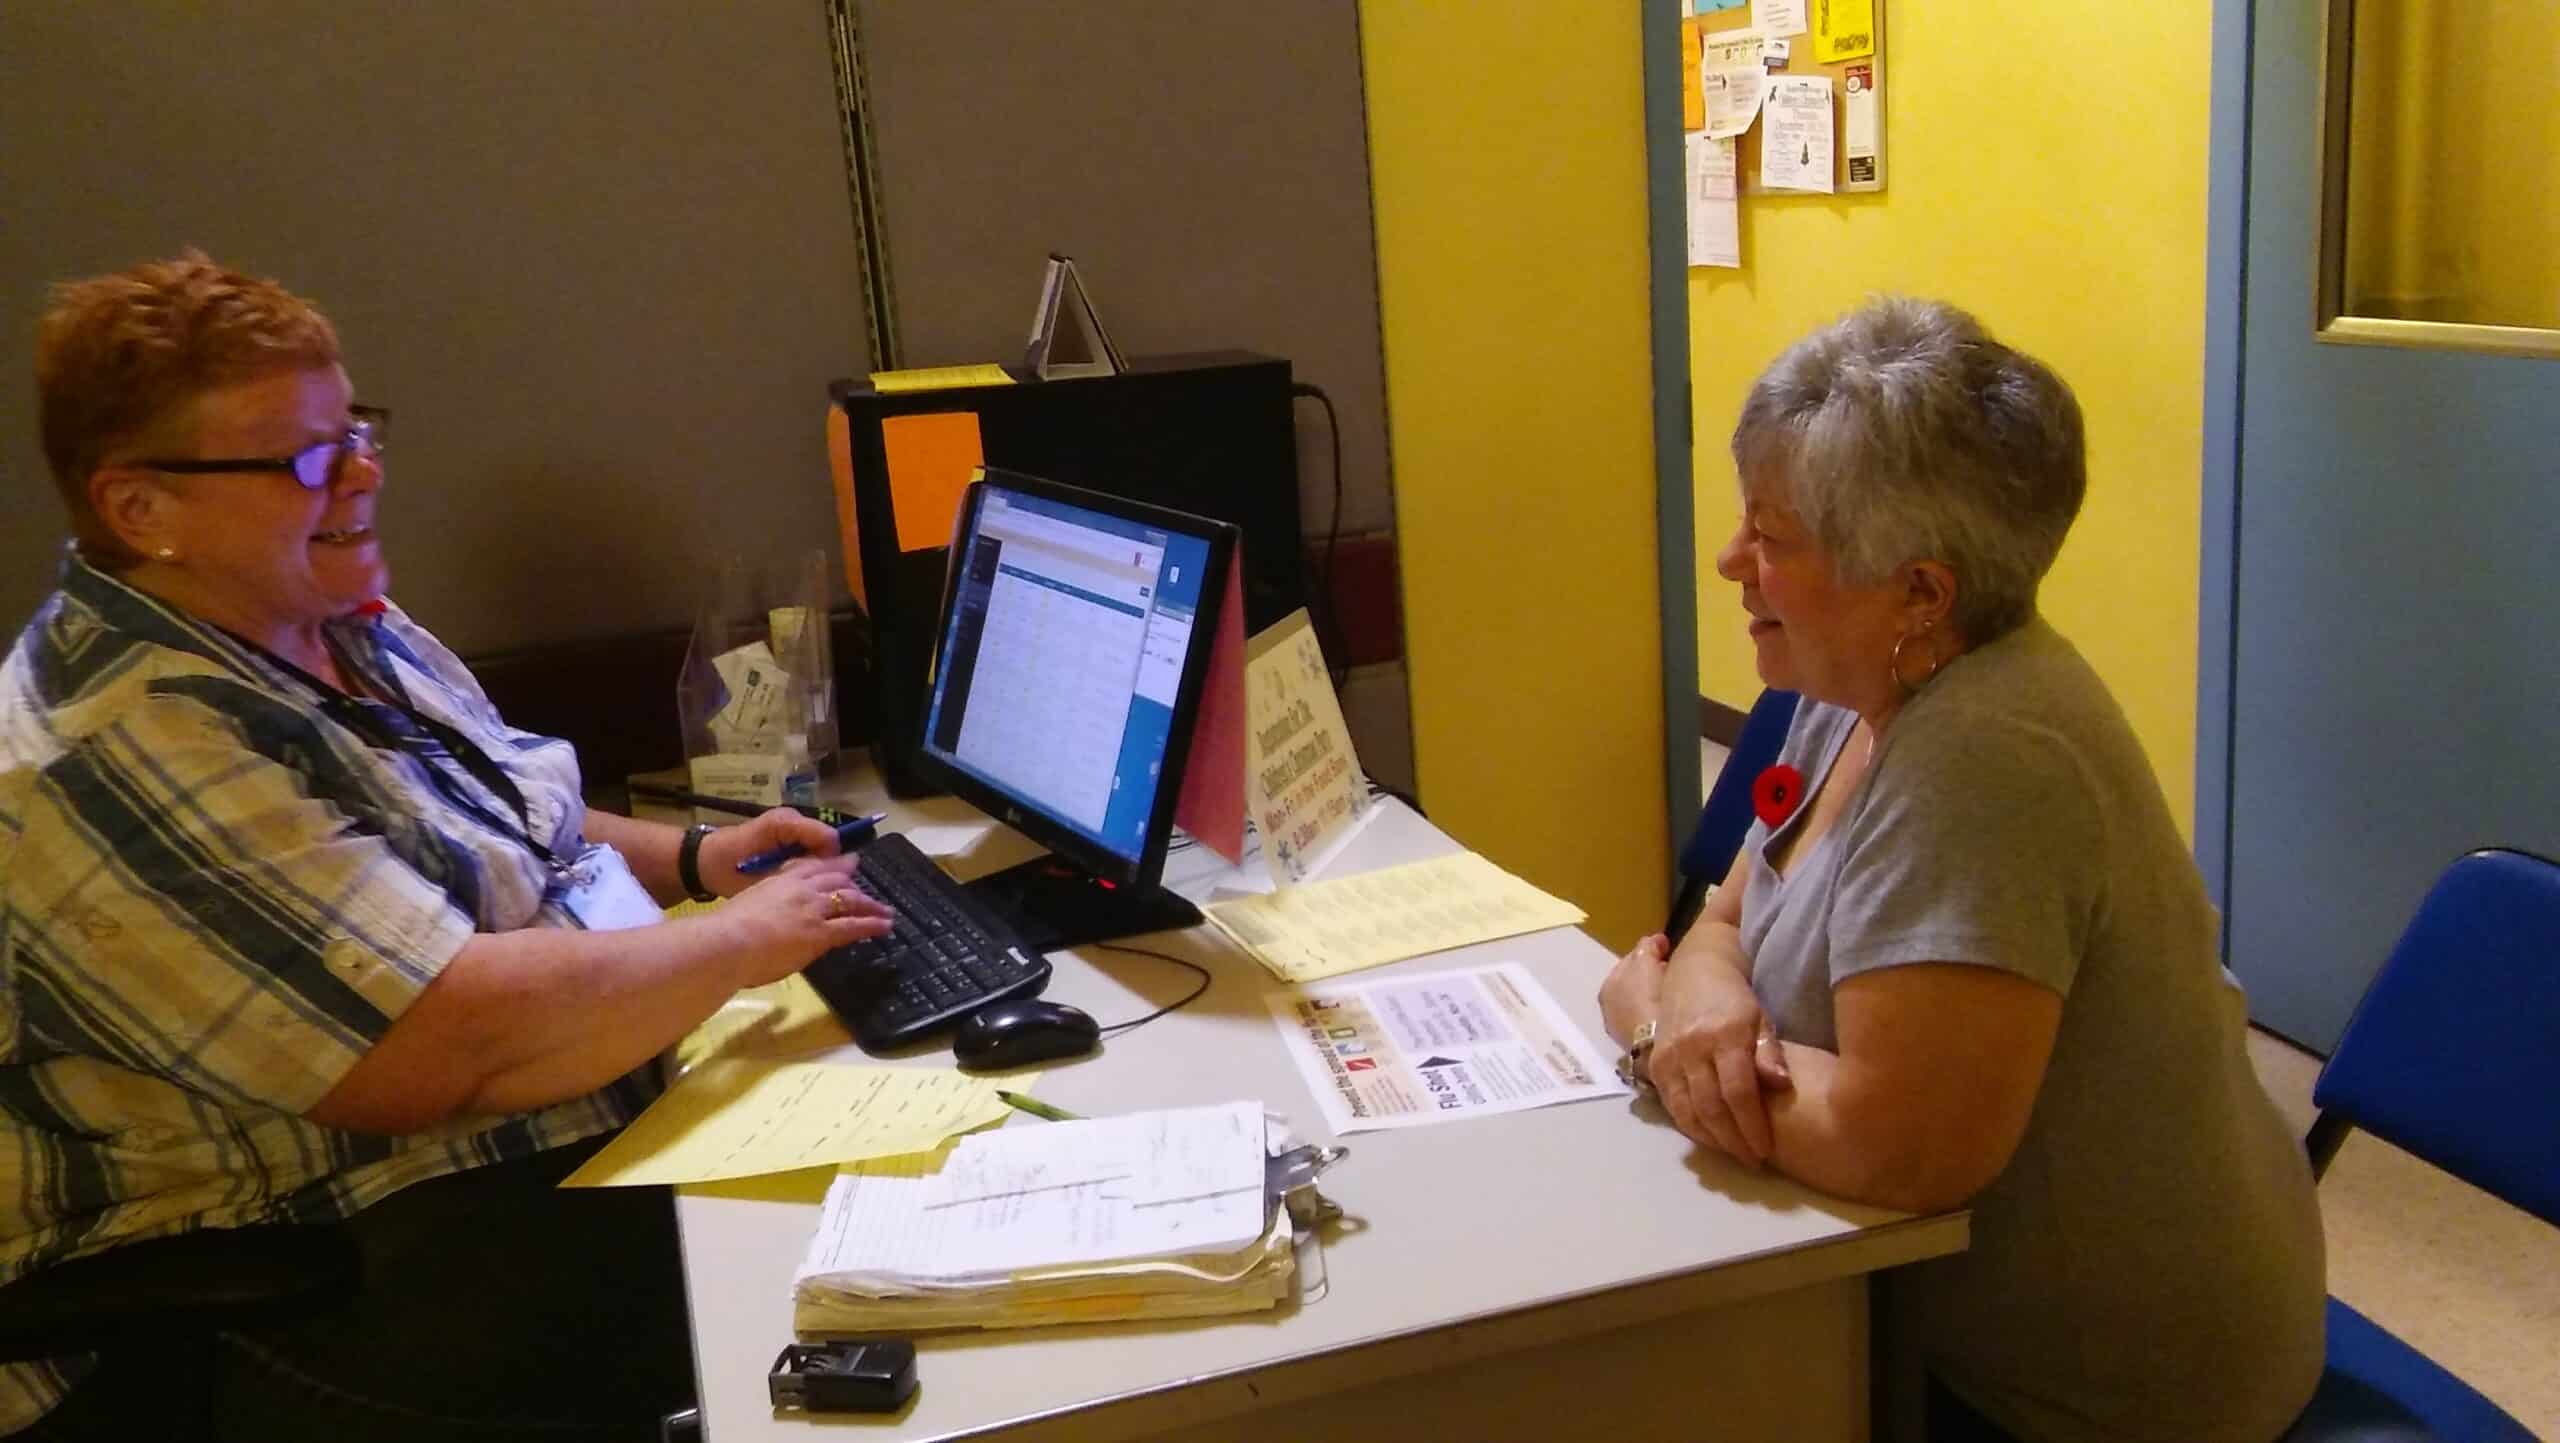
top-left (1752, 763), bottom-right (1805, 828)
top-left (353, 598), bottom-right (389, 617)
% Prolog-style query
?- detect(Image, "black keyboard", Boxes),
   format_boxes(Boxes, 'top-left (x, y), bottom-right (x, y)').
top-left (800, 832), bottom-right (1051, 1052)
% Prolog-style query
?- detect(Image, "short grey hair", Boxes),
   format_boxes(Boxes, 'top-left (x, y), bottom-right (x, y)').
top-left (1731, 297), bottom-right (2085, 644)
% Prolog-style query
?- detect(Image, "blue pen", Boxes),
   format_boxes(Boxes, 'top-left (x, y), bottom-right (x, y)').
top-left (734, 813), bottom-right (886, 875)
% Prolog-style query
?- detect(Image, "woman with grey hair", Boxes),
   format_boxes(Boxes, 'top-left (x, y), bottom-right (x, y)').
top-left (1601, 299), bottom-right (2325, 1442)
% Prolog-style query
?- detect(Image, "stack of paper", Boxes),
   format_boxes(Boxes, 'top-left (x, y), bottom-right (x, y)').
top-left (793, 1101), bottom-right (1295, 1333)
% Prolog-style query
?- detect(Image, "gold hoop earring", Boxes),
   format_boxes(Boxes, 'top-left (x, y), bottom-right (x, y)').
top-left (1889, 624), bottom-right (1941, 694)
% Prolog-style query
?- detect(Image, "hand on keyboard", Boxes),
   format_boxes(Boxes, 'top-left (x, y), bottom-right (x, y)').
top-left (717, 855), bottom-right (895, 986)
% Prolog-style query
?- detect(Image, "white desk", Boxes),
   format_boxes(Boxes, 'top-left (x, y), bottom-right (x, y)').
top-left (659, 774), bottom-right (1965, 1441)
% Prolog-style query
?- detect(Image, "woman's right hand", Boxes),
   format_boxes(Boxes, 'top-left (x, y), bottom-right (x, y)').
top-left (711, 854), bottom-right (894, 987)
top-left (1647, 934), bottom-right (1792, 1167)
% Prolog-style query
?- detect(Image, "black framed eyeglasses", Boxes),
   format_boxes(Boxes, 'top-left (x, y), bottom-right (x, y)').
top-left (136, 405), bottom-right (388, 490)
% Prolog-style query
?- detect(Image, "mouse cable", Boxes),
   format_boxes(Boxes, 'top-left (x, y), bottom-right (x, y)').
top-left (1086, 943), bottom-right (1214, 1037)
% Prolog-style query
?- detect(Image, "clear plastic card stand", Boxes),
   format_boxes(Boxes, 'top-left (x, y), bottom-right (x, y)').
top-left (678, 551), bottom-right (837, 807)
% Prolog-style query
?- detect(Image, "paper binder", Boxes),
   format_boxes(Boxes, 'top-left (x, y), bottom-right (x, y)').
top-left (791, 1104), bottom-right (1342, 1334)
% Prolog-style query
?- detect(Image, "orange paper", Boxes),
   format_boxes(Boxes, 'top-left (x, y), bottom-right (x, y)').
top-left (824, 407), bottom-right (866, 608)
top-left (1172, 558), bottom-right (1248, 865)
top-left (882, 412), bottom-right (986, 553)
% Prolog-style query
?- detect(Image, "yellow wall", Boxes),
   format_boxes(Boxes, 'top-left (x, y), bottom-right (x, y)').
top-left (1361, 6), bottom-right (1669, 947)
top-left (1690, 2), bottom-right (2212, 834)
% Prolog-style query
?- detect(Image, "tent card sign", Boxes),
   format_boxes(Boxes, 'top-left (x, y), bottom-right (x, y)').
top-left (1020, 253), bottom-right (1126, 382)
top-left (1246, 610), bottom-right (1372, 886)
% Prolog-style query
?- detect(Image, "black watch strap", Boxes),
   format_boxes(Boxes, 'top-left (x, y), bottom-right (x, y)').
top-left (677, 823), bottom-right (720, 903)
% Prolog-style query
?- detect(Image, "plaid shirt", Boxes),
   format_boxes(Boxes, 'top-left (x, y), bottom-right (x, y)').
top-left (0, 555), bottom-right (656, 1432)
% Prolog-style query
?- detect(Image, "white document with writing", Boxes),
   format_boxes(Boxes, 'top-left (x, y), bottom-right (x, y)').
top-left (799, 1101), bottom-right (1270, 1292)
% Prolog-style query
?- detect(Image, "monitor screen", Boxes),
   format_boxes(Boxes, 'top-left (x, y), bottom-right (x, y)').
top-left (918, 472), bottom-right (1230, 880)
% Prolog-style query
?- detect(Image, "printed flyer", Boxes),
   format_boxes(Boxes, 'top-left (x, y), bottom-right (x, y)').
top-left (1265, 963), bottom-right (1627, 1135)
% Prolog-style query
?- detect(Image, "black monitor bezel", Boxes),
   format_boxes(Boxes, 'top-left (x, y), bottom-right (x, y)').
top-left (911, 466), bottom-right (1238, 892)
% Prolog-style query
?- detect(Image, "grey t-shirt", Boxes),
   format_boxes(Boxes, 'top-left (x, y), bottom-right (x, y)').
top-left (1740, 617), bottom-right (2325, 1443)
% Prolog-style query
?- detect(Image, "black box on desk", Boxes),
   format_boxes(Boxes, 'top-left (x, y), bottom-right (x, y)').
top-left (827, 351), bottom-right (1303, 797)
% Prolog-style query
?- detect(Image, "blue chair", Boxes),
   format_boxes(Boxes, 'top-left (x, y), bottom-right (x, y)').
top-left (2280, 847), bottom-right (2560, 1443)
top-left (1666, 688), bottom-right (1799, 941)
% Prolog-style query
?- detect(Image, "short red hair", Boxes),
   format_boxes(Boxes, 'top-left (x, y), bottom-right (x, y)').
top-left (36, 250), bottom-right (341, 567)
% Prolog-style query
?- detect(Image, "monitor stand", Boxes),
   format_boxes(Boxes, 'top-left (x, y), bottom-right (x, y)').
top-left (962, 855), bottom-right (1205, 955)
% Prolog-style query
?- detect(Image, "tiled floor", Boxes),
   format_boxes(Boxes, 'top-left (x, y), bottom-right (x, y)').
top-left (1700, 737), bottom-right (2558, 1434)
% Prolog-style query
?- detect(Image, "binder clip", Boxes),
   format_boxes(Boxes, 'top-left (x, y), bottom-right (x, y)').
top-left (1266, 1142), bottom-right (1347, 1229)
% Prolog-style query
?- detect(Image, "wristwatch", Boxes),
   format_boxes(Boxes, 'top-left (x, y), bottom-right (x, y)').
top-left (677, 823), bottom-right (720, 903)
top-left (1616, 1019), bottom-right (1658, 1092)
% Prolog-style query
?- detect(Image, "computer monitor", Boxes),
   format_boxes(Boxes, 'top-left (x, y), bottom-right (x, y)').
top-left (912, 467), bottom-right (1239, 951)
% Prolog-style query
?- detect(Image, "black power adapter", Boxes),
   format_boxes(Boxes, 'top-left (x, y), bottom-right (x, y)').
top-left (768, 1340), bottom-right (918, 1414)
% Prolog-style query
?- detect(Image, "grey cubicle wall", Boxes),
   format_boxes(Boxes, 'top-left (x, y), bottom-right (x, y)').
top-left (851, 2), bottom-right (1392, 541)
top-left (0, 2), bottom-right (868, 656)
top-left (849, 2), bottom-right (1410, 787)
top-left (1, 2), bottom-right (1411, 789)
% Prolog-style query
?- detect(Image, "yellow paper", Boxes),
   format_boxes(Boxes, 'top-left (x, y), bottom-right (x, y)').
top-left (1681, 17), bottom-right (1708, 130)
top-left (673, 974), bottom-right (842, 1074)
top-left (882, 411), bottom-right (986, 553)
top-left (1812, 0), bottom-right (1874, 63)
top-left (679, 1166), bottom-right (837, 1204)
top-left (560, 1060), bottom-right (1027, 1188)
top-left (1202, 851), bottom-right (1586, 984)
top-left (869, 363), bottom-right (1015, 394)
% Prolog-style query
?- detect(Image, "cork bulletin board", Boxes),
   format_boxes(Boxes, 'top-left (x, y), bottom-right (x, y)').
top-left (1686, 0), bottom-right (1886, 195)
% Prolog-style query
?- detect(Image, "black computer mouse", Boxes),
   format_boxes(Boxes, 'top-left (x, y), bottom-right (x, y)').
top-left (951, 998), bottom-right (1100, 1071)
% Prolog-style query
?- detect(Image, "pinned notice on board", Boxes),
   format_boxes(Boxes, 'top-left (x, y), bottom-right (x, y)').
top-left (1245, 609), bottom-right (1372, 887)
top-left (1843, 64), bottom-right (1881, 185)
top-left (1813, 0), bottom-right (1875, 62)
top-left (1751, 0), bottom-right (1807, 39)
top-left (1702, 29), bottom-right (1771, 140)
top-left (1760, 75), bottom-right (1837, 194)
top-left (1688, 133), bottom-right (1741, 269)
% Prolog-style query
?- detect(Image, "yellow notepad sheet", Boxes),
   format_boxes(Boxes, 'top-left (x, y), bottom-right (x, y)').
top-left (1203, 851), bottom-right (1586, 984)
top-left (869, 363), bottom-right (1014, 393)
top-left (561, 1059), bottom-right (1028, 1189)
top-left (673, 974), bottom-right (843, 1075)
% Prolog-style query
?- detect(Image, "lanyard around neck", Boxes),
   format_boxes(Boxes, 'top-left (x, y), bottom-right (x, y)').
top-left (219, 624), bottom-right (567, 873)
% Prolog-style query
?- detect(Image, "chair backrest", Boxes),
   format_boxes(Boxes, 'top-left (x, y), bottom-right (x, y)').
top-left (2310, 847), bottom-right (2560, 1229)
top-left (1667, 689), bottom-right (1799, 939)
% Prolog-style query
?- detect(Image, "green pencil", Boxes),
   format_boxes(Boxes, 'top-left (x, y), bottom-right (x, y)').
top-left (996, 1090), bottom-right (1079, 1123)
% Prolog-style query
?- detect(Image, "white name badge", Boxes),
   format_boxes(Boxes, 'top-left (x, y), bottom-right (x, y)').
top-left (561, 844), bottom-right (663, 931)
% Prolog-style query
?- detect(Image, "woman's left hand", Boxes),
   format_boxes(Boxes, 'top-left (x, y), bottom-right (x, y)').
top-left (694, 809), bottom-right (848, 899)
